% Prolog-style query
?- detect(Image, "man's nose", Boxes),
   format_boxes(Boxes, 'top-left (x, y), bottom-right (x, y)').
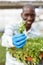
top-left (27, 16), bottom-right (32, 21)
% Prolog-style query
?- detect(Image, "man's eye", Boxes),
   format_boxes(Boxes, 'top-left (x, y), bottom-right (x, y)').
top-left (25, 14), bottom-right (29, 17)
top-left (24, 14), bottom-right (35, 17)
top-left (31, 14), bottom-right (35, 17)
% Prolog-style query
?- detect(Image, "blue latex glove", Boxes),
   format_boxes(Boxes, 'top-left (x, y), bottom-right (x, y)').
top-left (12, 34), bottom-right (26, 48)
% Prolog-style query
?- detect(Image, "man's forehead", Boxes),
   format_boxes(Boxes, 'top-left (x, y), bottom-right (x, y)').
top-left (23, 7), bottom-right (35, 14)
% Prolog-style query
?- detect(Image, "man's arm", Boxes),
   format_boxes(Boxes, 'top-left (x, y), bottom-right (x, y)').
top-left (2, 24), bottom-right (16, 47)
top-left (2, 23), bottom-right (26, 48)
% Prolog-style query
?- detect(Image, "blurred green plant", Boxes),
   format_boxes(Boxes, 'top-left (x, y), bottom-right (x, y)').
top-left (0, 32), bottom-right (3, 38)
top-left (0, 33), bottom-right (6, 65)
top-left (8, 22), bottom-right (43, 65)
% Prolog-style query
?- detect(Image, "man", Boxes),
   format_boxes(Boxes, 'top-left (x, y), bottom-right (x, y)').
top-left (2, 4), bottom-right (41, 65)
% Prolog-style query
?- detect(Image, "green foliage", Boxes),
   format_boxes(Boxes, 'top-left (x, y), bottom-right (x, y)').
top-left (0, 40), bottom-right (6, 65)
top-left (18, 22), bottom-right (25, 33)
top-left (9, 37), bottom-right (43, 65)
top-left (9, 22), bottom-right (43, 65)
top-left (0, 32), bottom-right (3, 38)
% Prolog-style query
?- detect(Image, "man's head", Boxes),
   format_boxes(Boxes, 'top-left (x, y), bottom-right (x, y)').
top-left (21, 4), bottom-right (36, 31)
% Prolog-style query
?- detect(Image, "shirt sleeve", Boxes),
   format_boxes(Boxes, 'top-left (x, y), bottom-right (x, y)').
top-left (2, 23), bottom-right (19, 48)
top-left (24, 22), bottom-right (41, 39)
top-left (27, 22), bottom-right (41, 39)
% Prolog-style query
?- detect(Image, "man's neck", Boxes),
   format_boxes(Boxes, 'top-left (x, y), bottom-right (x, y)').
top-left (25, 24), bottom-right (31, 31)
top-left (25, 27), bottom-right (31, 31)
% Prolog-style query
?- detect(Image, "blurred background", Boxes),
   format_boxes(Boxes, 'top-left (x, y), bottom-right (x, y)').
top-left (0, 0), bottom-right (43, 65)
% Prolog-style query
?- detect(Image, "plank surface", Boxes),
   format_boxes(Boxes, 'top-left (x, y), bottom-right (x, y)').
top-left (0, 1), bottom-right (43, 8)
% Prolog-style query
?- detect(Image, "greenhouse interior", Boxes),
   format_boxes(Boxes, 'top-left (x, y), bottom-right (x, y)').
top-left (0, 0), bottom-right (43, 65)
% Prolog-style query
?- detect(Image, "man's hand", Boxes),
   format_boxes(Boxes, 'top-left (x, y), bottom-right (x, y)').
top-left (12, 34), bottom-right (26, 48)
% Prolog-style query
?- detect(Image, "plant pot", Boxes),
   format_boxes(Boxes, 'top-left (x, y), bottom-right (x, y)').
top-left (26, 57), bottom-right (33, 62)
top-left (39, 53), bottom-right (43, 59)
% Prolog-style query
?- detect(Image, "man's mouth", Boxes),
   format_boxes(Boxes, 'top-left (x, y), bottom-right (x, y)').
top-left (27, 21), bottom-right (32, 25)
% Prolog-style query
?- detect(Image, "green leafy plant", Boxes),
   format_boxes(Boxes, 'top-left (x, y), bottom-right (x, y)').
top-left (9, 22), bottom-right (43, 65)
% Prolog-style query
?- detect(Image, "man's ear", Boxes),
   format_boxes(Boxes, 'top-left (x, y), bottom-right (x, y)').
top-left (35, 14), bottom-right (36, 17)
top-left (35, 13), bottom-right (36, 17)
top-left (21, 13), bottom-right (23, 18)
top-left (34, 14), bottom-right (36, 20)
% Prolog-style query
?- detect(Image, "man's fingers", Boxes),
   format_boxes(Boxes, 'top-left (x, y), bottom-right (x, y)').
top-left (15, 35), bottom-right (26, 42)
top-left (13, 34), bottom-right (25, 38)
top-left (14, 39), bottom-right (26, 46)
top-left (15, 41), bottom-right (26, 48)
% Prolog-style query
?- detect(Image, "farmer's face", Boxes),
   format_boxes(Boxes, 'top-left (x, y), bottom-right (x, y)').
top-left (21, 7), bottom-right (35, 30)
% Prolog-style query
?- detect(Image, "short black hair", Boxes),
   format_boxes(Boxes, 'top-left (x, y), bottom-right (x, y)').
top-left (23, 4), bottom-right (35, 12)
